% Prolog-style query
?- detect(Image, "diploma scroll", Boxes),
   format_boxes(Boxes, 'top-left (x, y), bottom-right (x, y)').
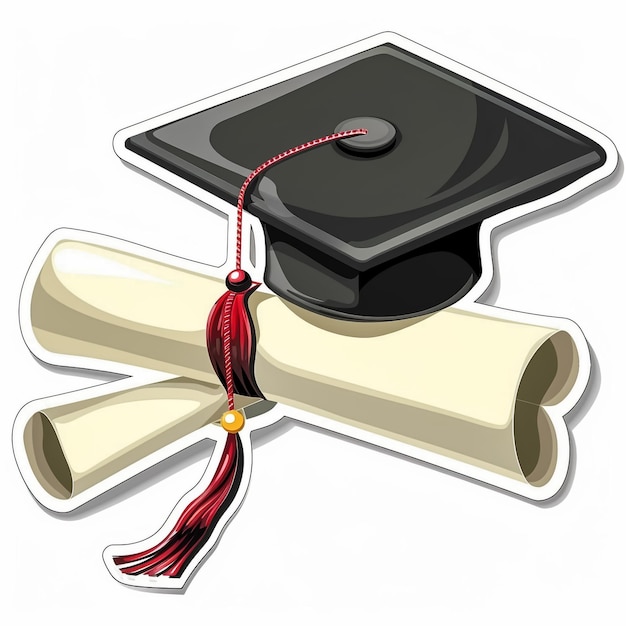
top-left (27, 238), bottom-right (581, 495)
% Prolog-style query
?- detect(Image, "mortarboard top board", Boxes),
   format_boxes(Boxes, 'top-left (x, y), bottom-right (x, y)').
top-left (116, 33), bottom-right (616, 321)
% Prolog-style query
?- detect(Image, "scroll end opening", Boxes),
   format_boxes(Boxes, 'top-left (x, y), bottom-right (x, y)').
top-left (514, 403), bottom-right (557, 487)
top-left (23, 411), bottom-right (73, 500)
top-left (513, 331), bottom-right (578, 487)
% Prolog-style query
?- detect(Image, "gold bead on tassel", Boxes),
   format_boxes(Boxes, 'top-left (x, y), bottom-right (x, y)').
top-left (220, 409), bottom-right (245, 433)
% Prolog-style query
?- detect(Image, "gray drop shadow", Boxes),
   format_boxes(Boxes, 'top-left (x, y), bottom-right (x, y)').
top-left (31, 352), bottom-right (123, 384)
top-left (250, 414), bottom-right (297, 447)
top-left (26, 151), bottom-right (619, 591)
top-left (566, 345), bottom-right (601, 431)
top-left (480, 157), bottom-right (622, 304)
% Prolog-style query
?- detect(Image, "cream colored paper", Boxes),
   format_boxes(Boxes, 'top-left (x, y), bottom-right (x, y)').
top-left (23, 378), bottom-right (227, 499)
top-left (29, 239), bottom-right (579, 488)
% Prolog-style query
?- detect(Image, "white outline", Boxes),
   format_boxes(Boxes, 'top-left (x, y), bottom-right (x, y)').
top-left (13, 32), bottom-right (619, 589)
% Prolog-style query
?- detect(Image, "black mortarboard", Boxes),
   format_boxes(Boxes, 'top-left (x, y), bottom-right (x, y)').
top-left (121, 36), bottom-right (609, 320)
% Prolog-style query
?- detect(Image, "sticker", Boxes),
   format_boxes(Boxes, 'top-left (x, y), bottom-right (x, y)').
top-left (14, 32), bottom-right (618, 590)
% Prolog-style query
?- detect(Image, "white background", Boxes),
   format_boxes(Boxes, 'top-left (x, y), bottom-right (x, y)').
top-left (3, 1), bottom-right (624, 623)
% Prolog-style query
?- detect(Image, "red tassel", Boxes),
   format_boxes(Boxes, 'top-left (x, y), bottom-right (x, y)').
top-left (112, 432), bottom-right (244, 579)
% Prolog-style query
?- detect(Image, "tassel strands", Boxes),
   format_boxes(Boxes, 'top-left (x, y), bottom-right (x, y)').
top-left (105, 428), bottom-right (252, 589)
top-left (112, 432), bottom-right (244, 578)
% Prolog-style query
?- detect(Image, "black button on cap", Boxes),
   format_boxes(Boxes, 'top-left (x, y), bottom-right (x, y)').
top-left (335, 117), bottom-right (397, 155)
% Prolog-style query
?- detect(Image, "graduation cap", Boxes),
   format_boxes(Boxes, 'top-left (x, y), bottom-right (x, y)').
top-left (123, 37), bottom-right (608, 321)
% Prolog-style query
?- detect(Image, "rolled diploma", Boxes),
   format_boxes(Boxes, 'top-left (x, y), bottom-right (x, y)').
top-left (30, 239), bottom-right (580, 488)
top-left (22, 378), bottom-right (227, 500)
